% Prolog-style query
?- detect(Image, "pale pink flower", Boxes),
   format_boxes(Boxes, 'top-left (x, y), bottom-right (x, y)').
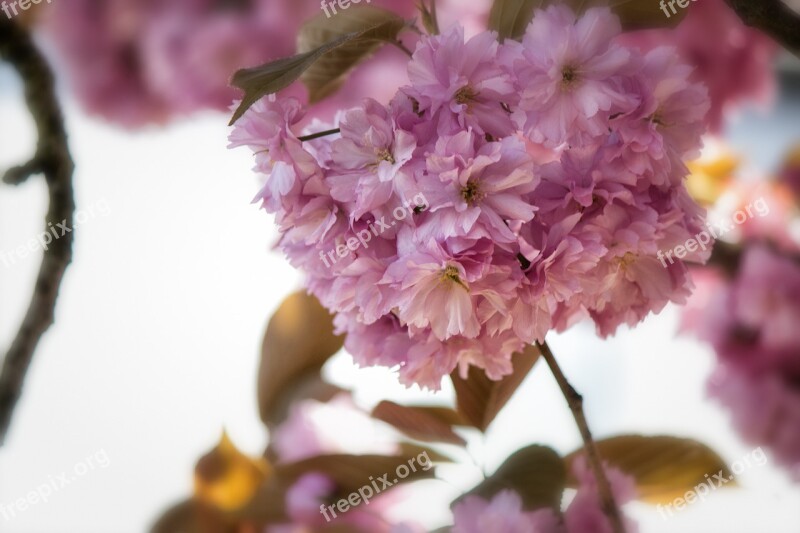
top-left (453, 490), bottom-right (560, 533)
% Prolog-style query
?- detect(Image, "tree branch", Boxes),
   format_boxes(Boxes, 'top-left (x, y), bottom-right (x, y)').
top-left (537, 341), bottom-right (625, 533)
top-left (724, 0), bottom-right (800, 57)
top-left (0, 19), bottom-right (75, 445)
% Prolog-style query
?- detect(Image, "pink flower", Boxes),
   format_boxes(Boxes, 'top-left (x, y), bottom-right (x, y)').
top-left (416, 132), bottom-right (538, 244)
top-left (404, 27), bottom-right (519, 138)
top-left (709, 366), bottom-right (800, 479)
top-left (512, 5), bottom-right (638, 147)
top-left (618, 0), bottom-right (778, 131)
top-left (564, 457), bottom-right (639, 533)
top-left (329, 99), bottom-right (417, 219)
top-left (384, 239), bottom-right (484, 340)
top-left (452, 490), bottom-right (561, 533)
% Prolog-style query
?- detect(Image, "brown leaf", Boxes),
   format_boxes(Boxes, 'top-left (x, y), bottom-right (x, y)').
top-left (194, 432), bottom-right (271, 512)
top-left (229, 7), bottom-right (405, 124)
top-left (297, 6), bottom-right (407, 103)
top-left (372, 401), bottom-right (467, 445)
top-left (456, 445), bottom-right (566, 511)
top-left (258, 291), bottom-right (344, 428)
top-left (564, 435), bottom-right (735, 504)
top-left (451, 344), bottom-right (541, 431)
top-left (488, 0), bottom-right (686, 41)
top-left (149, 499), bottom-right (239, 533)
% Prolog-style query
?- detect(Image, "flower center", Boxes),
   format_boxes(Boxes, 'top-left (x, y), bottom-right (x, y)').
top-left (561, 66), bottom-right (578, 87)
top-left (441, 265), bottom-right (469, 290)
top-left (618, 252), bottom-right (637, 269)
top-left (454, 85), bottom-right (478, 105)
top-left (461, 180), bottom-right (484, 205)
top-left (377, 148), bottom-right (395, 165)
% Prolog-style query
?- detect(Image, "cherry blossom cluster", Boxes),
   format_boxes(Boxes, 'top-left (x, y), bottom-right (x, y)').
top-left (231, 5), bottom-right (710, 389)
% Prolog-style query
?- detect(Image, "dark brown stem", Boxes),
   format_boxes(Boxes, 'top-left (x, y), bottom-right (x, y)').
top-left (0, 19), bottom-right (75, 445)
top-left (537, 341), bottom-right (625, 533)
top-left (724, 0), bottom-right (800, 57)
top-left (298, 128), bottom-right (340, 142)
top-left (391, 40), bottom-right (414, 58)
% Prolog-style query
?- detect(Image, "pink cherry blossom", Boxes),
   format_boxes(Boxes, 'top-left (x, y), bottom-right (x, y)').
top-left (233, 6), bottom-right (710, 388)
top-left (452, 490), bottom-right (561, 533)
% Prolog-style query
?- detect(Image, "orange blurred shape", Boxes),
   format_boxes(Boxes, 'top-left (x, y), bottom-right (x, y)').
top-left (687, 153), bottom-right (740, 206)
top-left (194, 431), bottom-right (271, 512)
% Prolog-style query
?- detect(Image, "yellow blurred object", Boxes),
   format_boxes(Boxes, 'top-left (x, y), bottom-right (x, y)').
top-left (686, 153), bottom-right (740, 206)
top-left (194, 431), bottom-right (271, 512)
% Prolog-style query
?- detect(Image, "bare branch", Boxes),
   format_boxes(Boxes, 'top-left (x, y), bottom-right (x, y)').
top-left (724, 0), bottom-right (800, 57)
top-left (538, 341), bottom-right (626, 533)
top-left (0, 19), bottom-right (75, 445)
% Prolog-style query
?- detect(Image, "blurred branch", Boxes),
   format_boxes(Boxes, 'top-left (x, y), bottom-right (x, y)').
top-left (538, 341), bottom-right (625, 533)
top-left (725, 0), bottom-right (800, 57)
top-left (0, 19), bottom-right (75, 445)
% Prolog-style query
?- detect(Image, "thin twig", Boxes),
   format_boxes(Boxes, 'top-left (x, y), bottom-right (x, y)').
top-left (724, 0), bottom-right (800, 58)
top-left (537, 341), bottom-right (625, 533)
top-left (391, 40), bottom-right (414, 58)
top-left (298, 128), bottom-right (341, 142)
top-left (0, 19), bottom-right (75, 445)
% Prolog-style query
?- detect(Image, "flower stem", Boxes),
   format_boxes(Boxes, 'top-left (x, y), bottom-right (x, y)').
top-left (537, 341), bottom-right (625, 533)
top-left (298, 128), bottom-right (340, 142)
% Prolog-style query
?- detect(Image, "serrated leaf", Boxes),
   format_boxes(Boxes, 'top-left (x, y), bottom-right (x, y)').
top-left (488, 0), bottom-right (687, 42)
top-left (451, 344), bottom-right (541, 432)
top-left (297, 6), bottom-right (407, 103)
top-left (229, 7), bottom-right (405, 124)
top-left (258, 291), bottom-right (344, 428)
top-left (456, 445), bottom-right (566, 511)
top-left (564, 435), bottom-right (735, 504)
top-left (372, 401), bottom-right (467, 446)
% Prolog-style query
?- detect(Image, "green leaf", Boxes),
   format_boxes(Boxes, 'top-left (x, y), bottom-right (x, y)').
top-left (488, 0), bottom-right (687, 42)
top-left (257, 291), bottom-right (344, 428)
top-left (229, 6), bottom-right (405, 124)
top-left (456, 445), bottom-right (566, 510)
top-left (451, 344), bottom-right (541, 432)
top-left (564, 435), bottom-right (735, 504)
top-left (418, 0), bottom-right (440, 35)
top-left (488, 0), bottom-right (541, 41)
top-left (297, 6), bottom-right (407, 103)
top-left (372, 401), bottom-right (468, 446)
